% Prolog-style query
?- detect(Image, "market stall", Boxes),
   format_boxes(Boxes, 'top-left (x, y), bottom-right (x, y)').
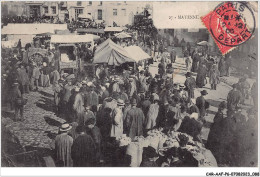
top-left (125, 46), bottom-right (152, 69)
top-left (50, 34), bottom-right (97, 74)
top-left (93, 38), bottom-right (135, 66)
top-left (114, 129), bottom-right (217, 167)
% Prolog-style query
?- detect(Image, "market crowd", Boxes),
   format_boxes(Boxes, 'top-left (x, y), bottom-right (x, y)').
top-left (2, 31), bottom-right (257, 167)
top-left (51, 47), bottom-right (256, 167)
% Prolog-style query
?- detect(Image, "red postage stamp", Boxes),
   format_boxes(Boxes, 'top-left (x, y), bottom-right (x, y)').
top-left (201, 2), bottom-right (256, 55)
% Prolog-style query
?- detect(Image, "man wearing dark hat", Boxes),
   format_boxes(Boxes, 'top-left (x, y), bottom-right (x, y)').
top-left (184, 72), bottom-right (196, 99)
top-left (196, 90), bottom-right (209, 122)
top-left (17, 64), bottom-right (29, 94)
top-left (81, 104), bottom-right (96, 126)
top-left (227, 84), bottom-right (242, 117)
top-left (161, 147), bottom-right (188, 167)
top-left (61, 79), bottom-right (74, 119)
top-left (141, 94), bottom-right (151, 118)
top-left (140, 146), bottom-right (159, 167)
top-left (191, 48), bottom-right (200, 72)
top-left (85, 83), bottom-right (99, 107)
top-left (170, 48), bottom-right (177, 63)
top-left (157, 100), bottom-right (176, 129)
top-left (53, 79), bottom-right (63, 114)
top-left (71, 125), bottom-right (96, 167)
top-left (125, 99), bottom-right (145, 140)
top-left (136, 87), bottom-right (146, 106)
top-left (54, 123), bottom-right (73, 167)
top-left (158, 58), bottom-right (166, 77)
top-left (118, 85), bottom-right (128, 103)
top-left (85, 118), bottom-right (103, 164)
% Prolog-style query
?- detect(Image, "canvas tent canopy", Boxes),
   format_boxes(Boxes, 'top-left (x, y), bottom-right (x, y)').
top-left (104, 27), bottom-right (123, 32)
top-left (125, 46), bottom-right (152, 62)
top-left (93, 39), bottom-right (135, 66)
top-left (1, 24), bottom-right (67, 35)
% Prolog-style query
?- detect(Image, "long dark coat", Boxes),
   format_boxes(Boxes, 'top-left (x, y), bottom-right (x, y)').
top-left (227, 89), bottom-right (242, 112)
top-left (71, 134), bottom-right (96, 167)
top-left (206, 111), bottom-right (226, 163)
top-left (196, 95), bottom-right (208, 118)
top-left (125, 107), bottom-right (145, 140)
top-left (196, 65), bottom-right (207, 88)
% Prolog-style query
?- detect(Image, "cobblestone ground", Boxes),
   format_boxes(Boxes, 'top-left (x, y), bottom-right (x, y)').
top-left (2, 87), bottom-right (65, 151)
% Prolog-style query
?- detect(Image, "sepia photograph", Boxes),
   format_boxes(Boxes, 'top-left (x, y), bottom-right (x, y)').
top-left (0, 1), bottom-right (258, 174)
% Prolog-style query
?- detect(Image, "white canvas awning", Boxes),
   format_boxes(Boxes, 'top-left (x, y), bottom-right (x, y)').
top-left (51, 34), bottom-right (98, 43)
top-left (5, 35), bottom-right (36, 47)
top-left (2, 24), bottom-right (67, 35)
top-left (125, 46), bottom-right (151, 62)
top-left (104, 27), bottom-right (123, 32)
top-left (78, 14), bottom-right (92, 19)
top-left (114, 32), bottom-right (131, 39)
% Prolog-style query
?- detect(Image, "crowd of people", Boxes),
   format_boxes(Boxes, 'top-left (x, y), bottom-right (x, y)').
top-left (1, 20), bottom-right (257, 167)
top-left (1, 15), bottom-right (65, 26)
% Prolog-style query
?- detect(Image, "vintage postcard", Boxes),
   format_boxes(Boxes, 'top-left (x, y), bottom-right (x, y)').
top-left (1, 1), bottom-right (258, 176)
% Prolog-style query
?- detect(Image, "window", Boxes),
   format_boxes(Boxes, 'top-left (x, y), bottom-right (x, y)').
top-left (98, 9), bottom-right (102, 20)
top-left (77, 1), bottom-right (82, 6)
top-left (113, 9), bottom-right (117, 16)
top-left (121, 9), bottom-right (126, 16)
top-left (43, 6), bottom-right (48, 14)
top-left (75, 8), bottom-right (83, 18)
top-left (89, 1), bottom-right (92, 5)
top-left (51, 6), bottom-right (56, 14)
top-left (99, 1), bottom-right (102, 5)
